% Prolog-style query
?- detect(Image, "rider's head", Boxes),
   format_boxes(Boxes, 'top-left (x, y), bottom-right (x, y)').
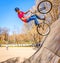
top-left (15, 7), bottom-right (20, 13)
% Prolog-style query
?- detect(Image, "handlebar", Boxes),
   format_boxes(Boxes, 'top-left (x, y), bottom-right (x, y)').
top-left (29, 9), bottom-right (37, 14)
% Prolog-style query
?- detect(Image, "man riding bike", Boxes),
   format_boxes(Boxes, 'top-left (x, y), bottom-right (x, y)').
top-left (15, 7), bottom-right (45, 26)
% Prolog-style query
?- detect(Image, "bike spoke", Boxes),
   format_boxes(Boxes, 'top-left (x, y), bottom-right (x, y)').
top-left (40, 7), bottom-right (46, 11)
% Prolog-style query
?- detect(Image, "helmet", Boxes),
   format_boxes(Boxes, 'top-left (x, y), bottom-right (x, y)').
top-left (15, 7), bottom-right (20, 12)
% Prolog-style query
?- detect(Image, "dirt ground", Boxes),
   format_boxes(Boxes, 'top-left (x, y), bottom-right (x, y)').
top-left (0, 47), bottom-right (36, 62)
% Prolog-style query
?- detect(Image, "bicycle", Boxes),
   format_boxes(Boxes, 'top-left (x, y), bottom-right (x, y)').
top-left (30, 0), bottom-right (52, 36)
top-left (37, 0), bottom-right (52, 14)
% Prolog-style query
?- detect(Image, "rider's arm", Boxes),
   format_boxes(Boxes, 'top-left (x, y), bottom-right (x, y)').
top-left (21, 17), bottom-right (26, 20)
top-left (24, 10), bottom-right (30, 14)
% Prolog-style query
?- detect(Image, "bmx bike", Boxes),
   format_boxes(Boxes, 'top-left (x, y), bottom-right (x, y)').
top-left (30, 0), bottom-right (52, 36)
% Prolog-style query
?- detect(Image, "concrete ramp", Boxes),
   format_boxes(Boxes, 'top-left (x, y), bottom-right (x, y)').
top-left (23, 18), bottom-right (60, 63)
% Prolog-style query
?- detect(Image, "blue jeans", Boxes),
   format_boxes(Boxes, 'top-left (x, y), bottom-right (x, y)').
top-left (27, 15), bottom-right (40, 25)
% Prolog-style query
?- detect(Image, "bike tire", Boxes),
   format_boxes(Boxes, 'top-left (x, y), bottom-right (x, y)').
top-left (37, 0), bottom-right (52, 14)
top-left (37, 23), bottom-right (50, 36)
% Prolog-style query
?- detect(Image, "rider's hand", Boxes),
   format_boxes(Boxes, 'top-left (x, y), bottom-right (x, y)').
top-left (24, 10), bottom-right (30, 14)
top-left (21, 17), bottom-right (26, 20)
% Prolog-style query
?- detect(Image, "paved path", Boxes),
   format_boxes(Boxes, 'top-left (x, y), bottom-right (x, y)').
top-left (0, 47), bottom-right (36, 62)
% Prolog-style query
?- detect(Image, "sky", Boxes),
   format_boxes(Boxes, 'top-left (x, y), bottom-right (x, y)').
top-left (0, 0), bottom-right (35, 35)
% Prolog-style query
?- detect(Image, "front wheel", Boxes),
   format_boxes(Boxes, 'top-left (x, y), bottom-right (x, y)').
top-left (37, 23), bottom-right (50, 36)
top-left (37, 0), bottom-right (52, 14)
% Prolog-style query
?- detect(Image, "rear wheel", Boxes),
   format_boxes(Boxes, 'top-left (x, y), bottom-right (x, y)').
top-left (37, 0), bottom-right (52, 14)
top-left (37, 23), bottom-right (50, 36)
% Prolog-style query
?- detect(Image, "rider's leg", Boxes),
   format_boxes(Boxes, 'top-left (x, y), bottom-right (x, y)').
top-left (35, 14), bottom-right (45, 20)
top-left (27, 15), bottom-right (39, 25)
